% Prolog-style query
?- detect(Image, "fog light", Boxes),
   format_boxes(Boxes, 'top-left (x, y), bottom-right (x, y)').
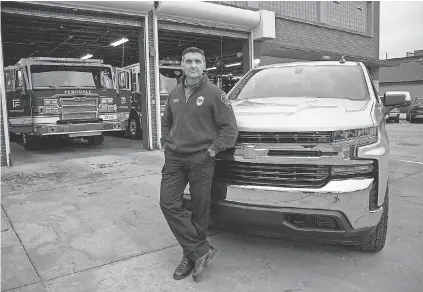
top-left (332, 164), bottom-right (374, 177)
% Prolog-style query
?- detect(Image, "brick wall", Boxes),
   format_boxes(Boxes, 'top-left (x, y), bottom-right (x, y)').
top-left (270, 16), bottom-right (378, 59)
top-left (148, 11), bottom-right (159, 149)
top-left (211, 1), bottom-right (379, 60)
top-left (259, 1), bottom-right (318, 22)
top-left (327, 1), bottom-right (368, 34)
top-left (1, 96), bottom-right (7, 166)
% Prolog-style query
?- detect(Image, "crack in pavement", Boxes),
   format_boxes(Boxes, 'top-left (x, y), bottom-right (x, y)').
top-left (40, 231), bottom-right (222, 284)
top-left (392, 170), bottom-right (423, 182)
top-left (1, 281), bottom-right (44, 292)
top-left (1, 205), bottom-right (47, 291)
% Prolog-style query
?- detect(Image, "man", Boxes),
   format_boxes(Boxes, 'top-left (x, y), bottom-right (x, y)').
top-left (160, 47), bottom-right (238, 282)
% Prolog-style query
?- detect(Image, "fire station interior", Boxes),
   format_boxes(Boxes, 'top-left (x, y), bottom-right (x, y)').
top-left (1, 11), bottom-right (245, 159)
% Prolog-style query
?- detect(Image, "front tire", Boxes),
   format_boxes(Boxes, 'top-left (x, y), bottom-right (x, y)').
top-left (23, 134), bottom-right (41, 151)
top-left (88, 135), bottom-right (104, 145)
top-left (356, 192), bottom-right (389, 252)
top-left (128, 114), bottom-right (142, 139)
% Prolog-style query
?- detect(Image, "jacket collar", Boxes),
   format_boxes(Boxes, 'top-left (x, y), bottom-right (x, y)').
top-left (182, 73), bottom-right (209, 88)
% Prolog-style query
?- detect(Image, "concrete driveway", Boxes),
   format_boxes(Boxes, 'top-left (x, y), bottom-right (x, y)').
top-left (1, 122), bottom-right (423, 292)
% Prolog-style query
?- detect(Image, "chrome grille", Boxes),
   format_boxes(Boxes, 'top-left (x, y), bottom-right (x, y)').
top-left (267, 149), bottom-right (338, 157)
top-left (237, 131), bottom-right (332, 144)
top-left (60, 97), bottom-right (98, 120)
top-left (214, 160), bottom-right (330, 188)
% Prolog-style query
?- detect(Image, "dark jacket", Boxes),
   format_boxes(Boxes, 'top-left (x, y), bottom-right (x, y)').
top-left (161, 74), bottom-right (238, 154)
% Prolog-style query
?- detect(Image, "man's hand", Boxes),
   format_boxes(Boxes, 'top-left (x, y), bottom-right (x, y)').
top-left (207, 148), bottom-right (217, 158)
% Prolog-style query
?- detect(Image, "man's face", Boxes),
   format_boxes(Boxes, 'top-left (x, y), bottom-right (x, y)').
top-left (182, 52), bottom-right (205, 79)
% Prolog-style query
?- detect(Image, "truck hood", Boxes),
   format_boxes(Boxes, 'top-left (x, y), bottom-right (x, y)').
top-left (231, 97), bottom-right (375, 132)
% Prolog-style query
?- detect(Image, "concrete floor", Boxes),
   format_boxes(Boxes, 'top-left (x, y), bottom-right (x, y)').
top-left (1, 120), bottom-right (423, 292)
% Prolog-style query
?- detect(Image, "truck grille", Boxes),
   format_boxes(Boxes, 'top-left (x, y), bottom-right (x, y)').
top-left (214, 160), bottom-right (330, 188)
top-left (60, 97), bottom-right (98, 120)
top-left (237, 131), bottom-right (332, 144)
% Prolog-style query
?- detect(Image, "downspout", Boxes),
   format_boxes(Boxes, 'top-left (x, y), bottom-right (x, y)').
top-left (0, 30), bottom-right (12, 166)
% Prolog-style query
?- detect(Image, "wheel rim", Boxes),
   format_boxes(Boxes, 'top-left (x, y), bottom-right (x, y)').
top-left (129, 119), bottom-right (137, 135)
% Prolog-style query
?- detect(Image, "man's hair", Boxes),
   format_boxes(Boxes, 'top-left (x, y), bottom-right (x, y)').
top-left (182, 47), bottom-right (205, 61)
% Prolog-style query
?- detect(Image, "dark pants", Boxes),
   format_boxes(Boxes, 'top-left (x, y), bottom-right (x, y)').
top-left (160, 148), bottom-right (215, 261)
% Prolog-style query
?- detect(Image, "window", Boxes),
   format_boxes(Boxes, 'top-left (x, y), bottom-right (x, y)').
top-left (5, 70), bottom-right (15, 92)
top-left (30, 65), bottom-right (113, 89)
top-left (356, 6), bottom-right (363, 12)
top-left (118, 71), bottom-right (130, 90)
top-left (332, 1), bottom-right (340, 5)
top-left (230, 65), bottom-right (370, 101)
top-left (16, 70), bottom-right (26, 90)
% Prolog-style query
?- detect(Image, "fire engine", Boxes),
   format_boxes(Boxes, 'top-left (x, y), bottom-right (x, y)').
top-left (4, 57), bottom-right (131, 150)
top-left (123, 60), bottom-right (183, 139)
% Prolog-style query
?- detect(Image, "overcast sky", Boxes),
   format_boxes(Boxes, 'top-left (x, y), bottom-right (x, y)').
top-left (379, 1), bottom-right (423, 59)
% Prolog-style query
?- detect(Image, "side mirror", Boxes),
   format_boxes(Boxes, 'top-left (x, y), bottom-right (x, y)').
top-left (383, 91), bottom-right (411, 107)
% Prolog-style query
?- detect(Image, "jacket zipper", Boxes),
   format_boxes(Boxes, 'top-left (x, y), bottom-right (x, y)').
top-left (175, 79), bottom-right (205, 153)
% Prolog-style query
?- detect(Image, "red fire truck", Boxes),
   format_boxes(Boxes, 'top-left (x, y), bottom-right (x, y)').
top-left (4, 57), bottom-right (131, 150)
top-left (123, 61), bottom-right (183, 139)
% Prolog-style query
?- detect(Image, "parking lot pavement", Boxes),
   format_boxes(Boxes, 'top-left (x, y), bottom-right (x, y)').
top-left (1, 122), bottom-right (423, 292)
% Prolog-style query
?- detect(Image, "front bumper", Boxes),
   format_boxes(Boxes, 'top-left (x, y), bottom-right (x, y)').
top-left (205, 178), bottom-right (382, 243)
top-left (33, 119), bottom-right (127, 136)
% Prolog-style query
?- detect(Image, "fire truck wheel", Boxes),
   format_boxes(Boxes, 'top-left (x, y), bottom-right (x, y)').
top-left (23, 134), bottom-right (41, 151)
top-left (128, 115), bottom-right (142, 140)
top-left (88, 135), bottom-right (104, 145)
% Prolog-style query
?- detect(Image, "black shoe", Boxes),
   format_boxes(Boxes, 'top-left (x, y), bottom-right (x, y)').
top-left (192, 246), bottom-right (217, 282)
top-left (173, 257), bottom-right (193, 280)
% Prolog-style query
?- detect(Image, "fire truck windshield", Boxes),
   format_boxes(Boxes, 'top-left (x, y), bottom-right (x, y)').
top-left (30, 65), bottom-right (114, 90)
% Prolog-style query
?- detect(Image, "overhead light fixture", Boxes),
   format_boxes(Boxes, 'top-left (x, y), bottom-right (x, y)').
top-left (206, 67), bottom-right (217, 71)
top-left (110, 37), bottom-right (129, 47)
top-left (226, 62), bottom-right (242, 68)
top-left (81, 53), bottom-right (93, 60)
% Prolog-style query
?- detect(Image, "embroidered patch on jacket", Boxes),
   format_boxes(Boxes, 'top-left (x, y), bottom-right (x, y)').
top-left (173, 98), bottom-right (179, 103)
top-left (221, 93), bottom-right (231, 107)
top-left (196, 96), bottom-right (204, 106)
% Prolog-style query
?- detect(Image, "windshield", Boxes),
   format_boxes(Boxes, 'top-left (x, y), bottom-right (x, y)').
top-left (159, 68), bottom-right (183, 94)
top-left (30, 65), bottom-right (114, 89)
top-left (230, 65), bottom-right (369, 101)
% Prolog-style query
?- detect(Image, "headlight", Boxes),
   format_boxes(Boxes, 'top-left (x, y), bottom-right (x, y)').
top-left (332, 127), bottom-right (378, 145)
top-left (100, 98), bottom-right (114, 104)
top-left (39, 106), bottom-right (59, 114)
top-left (43, 99), bottom-right (58, 105)
top-left (118, 113), bottom-right (129, 121)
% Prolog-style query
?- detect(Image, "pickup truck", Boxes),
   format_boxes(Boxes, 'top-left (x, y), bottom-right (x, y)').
top-left (202, 61), bottom-right (410, 252)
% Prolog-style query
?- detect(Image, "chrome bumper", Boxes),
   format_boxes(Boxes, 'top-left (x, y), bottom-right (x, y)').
top-left (34, 122), bottom-right (104, 136)
top-left (33, 120), bottom-right (127, 136)
top-left (211, 178), bottom-right (382, 230)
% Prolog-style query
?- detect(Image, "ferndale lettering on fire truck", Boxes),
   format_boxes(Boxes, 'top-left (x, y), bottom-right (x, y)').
top-left (123, 61), bottom-right (183, 139)
top-left (4, 57), bottom-right (131, 150)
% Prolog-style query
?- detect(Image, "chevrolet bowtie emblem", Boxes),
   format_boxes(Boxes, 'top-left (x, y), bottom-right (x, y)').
top-left (242, 145), bottom-right (257, 159)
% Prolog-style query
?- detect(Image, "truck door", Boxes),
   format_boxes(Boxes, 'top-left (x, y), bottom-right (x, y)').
top-left (115, 68), bottom-right (132, 114)
top-left (5, 66), bottom-right (32, 133)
